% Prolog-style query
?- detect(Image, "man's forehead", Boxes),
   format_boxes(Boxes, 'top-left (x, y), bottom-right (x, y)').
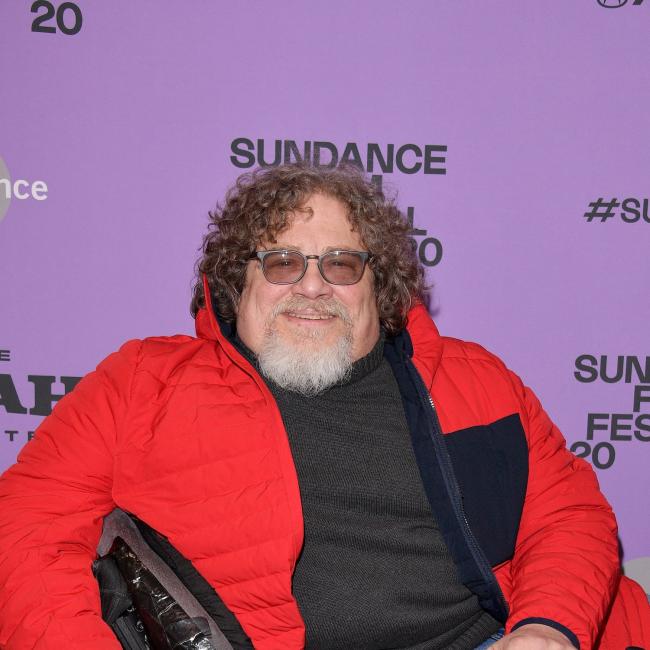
top-left (259, 206), bottom-right (357, 251)
top-left (260, 224), bottom-right (361, 252)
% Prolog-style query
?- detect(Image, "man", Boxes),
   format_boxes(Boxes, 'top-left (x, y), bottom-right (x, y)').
top-left (0, 164), bottom-right (648, 649)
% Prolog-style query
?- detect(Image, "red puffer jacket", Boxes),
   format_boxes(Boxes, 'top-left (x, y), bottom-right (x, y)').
top-left (0, 296), bottom-right (648, 649)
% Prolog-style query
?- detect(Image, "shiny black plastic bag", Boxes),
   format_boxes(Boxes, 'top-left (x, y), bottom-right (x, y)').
top-left (93, 554), bottom-right (150, 650)
top-left (109, 537), bottom-right (215, 650)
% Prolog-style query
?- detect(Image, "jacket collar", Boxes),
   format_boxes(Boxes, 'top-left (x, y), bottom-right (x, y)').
top-left (195, 274), bottom-right (444, 387)
top-left (195, 273), bottom-right (227, 342)
top-left (401, 302), bottom-right (443, 391)
top-left (195, 274), bottom-right (254, 373)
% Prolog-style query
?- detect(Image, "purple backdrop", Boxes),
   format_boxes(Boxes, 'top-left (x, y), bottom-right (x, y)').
top-left (1, 1), bottom-right (649, 589)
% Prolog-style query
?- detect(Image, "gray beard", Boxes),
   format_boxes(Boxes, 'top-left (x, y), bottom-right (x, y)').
top-left (258, 325), bottom-right (353, 397)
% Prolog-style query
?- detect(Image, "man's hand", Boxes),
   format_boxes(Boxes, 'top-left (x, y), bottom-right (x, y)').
top-left (492, 624), bottom-right (575, 649)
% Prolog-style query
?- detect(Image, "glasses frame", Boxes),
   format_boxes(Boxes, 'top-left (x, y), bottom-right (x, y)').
top-left (250, 249), bottom-right (373, 285)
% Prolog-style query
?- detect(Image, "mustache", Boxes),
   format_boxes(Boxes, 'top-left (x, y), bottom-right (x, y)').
top-left (268, 296), bottom-right (352, 324)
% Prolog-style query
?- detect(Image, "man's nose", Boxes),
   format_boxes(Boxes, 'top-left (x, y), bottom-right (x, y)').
top-left (292, 258), bottom-right (333, 299)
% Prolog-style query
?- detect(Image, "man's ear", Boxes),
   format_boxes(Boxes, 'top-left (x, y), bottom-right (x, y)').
top-left (233, 263), bottom-right (254, 317)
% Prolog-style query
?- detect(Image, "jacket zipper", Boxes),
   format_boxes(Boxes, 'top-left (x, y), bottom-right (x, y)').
top-left (406, 358), bottom-right (509, 620)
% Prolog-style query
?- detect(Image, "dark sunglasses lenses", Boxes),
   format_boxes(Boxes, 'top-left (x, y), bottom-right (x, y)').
top-left (261, 251), bottom-right (367, 285)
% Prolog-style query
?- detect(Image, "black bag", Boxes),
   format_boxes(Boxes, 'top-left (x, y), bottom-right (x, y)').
top-left (95, 510), bottom-right (251, 649)
top-left (94, 537), bottom-right (215, 650)
top-left (92, 553), bottom-right (150, 650)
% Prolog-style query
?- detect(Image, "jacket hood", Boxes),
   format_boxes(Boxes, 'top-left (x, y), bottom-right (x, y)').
top-left (195, 273), bottom-right (229, 343)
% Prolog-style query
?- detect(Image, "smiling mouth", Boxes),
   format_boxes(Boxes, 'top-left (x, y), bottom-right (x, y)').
top-left (284, 312), bottom-right (336, 321)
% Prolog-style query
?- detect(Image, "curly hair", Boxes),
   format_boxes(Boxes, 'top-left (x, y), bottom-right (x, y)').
top-left (191, 163), bottom-right (426, 335)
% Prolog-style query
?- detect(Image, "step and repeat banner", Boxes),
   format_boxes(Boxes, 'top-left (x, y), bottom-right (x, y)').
top-left (1, 2), bottom-right (649, 590)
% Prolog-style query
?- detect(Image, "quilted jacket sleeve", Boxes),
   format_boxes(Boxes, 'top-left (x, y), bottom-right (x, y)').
top-left (0, 340), bottom-right (142, 649)
top-left (505, 372), bottom-right (620, 649)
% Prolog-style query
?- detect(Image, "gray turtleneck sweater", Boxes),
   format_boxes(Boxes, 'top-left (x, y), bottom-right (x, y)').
top-left (234, 334), bottom-right (500, 649)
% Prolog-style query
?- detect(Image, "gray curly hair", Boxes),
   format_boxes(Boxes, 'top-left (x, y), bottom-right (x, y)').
top-left (191, 163), bottom-right (426, 335)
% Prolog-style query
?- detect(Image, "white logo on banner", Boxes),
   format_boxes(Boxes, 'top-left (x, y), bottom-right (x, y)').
top-left (0, 155), bottom-right (49, 223)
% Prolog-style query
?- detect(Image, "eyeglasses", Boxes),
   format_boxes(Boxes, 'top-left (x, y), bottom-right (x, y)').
top-left (250, 249), bottom-right (372, 285)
